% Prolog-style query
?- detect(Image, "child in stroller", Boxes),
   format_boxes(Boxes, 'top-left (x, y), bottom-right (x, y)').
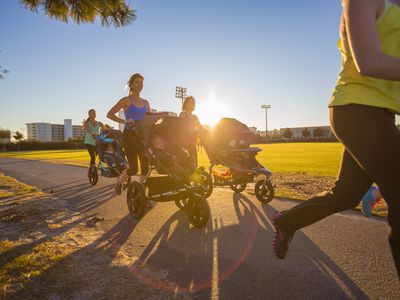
top-left (87, 129), bottom-right (128, 186)
top-left (125, 114), bottom-right (211, 228)
top-left (149, 133), bottom-right (195, 181)
top-left (201, 117), bottom-right (275, 203)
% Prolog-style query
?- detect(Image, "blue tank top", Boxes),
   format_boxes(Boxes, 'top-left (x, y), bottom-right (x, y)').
top-left (124, 96), bottom-right (147, 129)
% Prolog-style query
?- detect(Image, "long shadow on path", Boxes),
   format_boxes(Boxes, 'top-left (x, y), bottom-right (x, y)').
top-left (4, 189), bottom-right (371, 299)
top-left (130, 193), bottom-right (368, 299)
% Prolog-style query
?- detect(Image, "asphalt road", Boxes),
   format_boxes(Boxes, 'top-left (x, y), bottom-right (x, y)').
top-left (0, 157), bottom-right (399, 299)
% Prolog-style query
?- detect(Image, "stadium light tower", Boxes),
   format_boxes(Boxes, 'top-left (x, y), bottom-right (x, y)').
top-left (261, 105), bottom-right (271, 142)
top-left (175, 86), bottom-right (187, 105)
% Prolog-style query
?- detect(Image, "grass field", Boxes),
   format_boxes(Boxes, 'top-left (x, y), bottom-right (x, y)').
top-left (1, 144), bottom-right (389, 216)
top-left (0, 143), bottom-right (343, 177)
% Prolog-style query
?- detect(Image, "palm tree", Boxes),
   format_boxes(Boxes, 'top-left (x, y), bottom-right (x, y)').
top-left (13, 131), bottom-right (24, 150)
top-left (20, 0), bottom-right (136, 27)
top-left (13, 131), bottom-right (24, 142)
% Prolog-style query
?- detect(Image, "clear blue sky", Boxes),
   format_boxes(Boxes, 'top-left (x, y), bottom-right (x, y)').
top-left (0, 0), bottom-right (343, 135)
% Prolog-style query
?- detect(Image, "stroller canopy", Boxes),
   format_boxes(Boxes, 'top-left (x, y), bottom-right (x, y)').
top-left (214, 118), bottom-right (252, 140)
top-left (137, 114), bottom-right (164, 146)
top-left (200, 118), bottom-right (254, 161)
top-left (137, 114), bottom-right (195, 149)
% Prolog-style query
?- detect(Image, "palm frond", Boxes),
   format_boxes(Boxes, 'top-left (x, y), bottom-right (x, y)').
top-left (19, 0), bottom-right (136, 27)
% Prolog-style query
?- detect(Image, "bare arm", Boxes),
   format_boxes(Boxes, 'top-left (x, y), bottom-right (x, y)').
top-left (144, 99), bottom-right (151, 113)
top-left (98, 122), bottom-right (106, 131)
top-left (193, 114), bottom-right (202, 127)
top-left (343, 0), bottom-right (400, 80)
top-left (84, 122), bottom-right (90, 134)
top-left (107, 98), bottom-right (127, 124)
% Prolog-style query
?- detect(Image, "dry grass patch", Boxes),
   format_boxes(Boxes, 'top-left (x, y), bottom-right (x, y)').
top-left (0, 174), bottom-right (176, 299)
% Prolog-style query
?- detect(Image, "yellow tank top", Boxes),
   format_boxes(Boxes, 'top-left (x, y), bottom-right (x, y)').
top-left (329, 0), bottom-right (400, 113)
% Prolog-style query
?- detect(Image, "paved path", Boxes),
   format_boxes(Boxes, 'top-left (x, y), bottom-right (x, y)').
top-left (1, 157), bottom-right (399, 299)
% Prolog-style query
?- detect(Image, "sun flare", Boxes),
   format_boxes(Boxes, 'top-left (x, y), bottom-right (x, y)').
top-left (196, 94), bottom-right (229, 127)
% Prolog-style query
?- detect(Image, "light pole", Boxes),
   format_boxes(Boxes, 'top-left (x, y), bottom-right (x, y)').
top-left (261, 105), bottom-right (271, 143)
top-left (175, 86), bottom-right (187, 105)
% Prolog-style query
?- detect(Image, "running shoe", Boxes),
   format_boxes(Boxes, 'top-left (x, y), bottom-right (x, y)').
top-left (272, 211), bottom-right (294, 259)
top-left (361, 186), bottom-right (381, 218)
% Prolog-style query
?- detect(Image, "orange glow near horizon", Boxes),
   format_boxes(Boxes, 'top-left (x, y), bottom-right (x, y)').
top-left (196, 94), bottom-right (229, 127)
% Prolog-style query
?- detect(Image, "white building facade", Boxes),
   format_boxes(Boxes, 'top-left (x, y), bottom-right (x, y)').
top-left (27, 123), bottom-right (52, 141)
top-left (64, 119), bottom-right (73, 141)
top-left (27, 120), bottom-right (85, 141)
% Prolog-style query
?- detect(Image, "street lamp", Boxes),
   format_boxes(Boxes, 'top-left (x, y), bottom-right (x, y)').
top-left (261, 105), bottom-right (271, 143)
top-left (175, 86), bottom-right (187, 105)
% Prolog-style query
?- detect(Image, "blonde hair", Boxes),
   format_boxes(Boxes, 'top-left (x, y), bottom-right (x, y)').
top-left (126, 73), bottom-right (144, 92)
top-left (182, 96), bottom-right (195, 111)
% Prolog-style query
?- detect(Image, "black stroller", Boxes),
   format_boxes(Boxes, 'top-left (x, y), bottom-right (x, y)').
top-left (201, 118), bottom-right (275, 203)
top-left (88, 129), bottom-right (129, 188)
top-left (126, 114), bottom-right (211, 228)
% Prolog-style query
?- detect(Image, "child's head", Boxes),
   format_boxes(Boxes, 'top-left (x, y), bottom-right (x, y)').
top-left (151, 134), bottom-right (165, 150)
top-left (182, 96), bottom-right (196, 113)
top-left (106, 143), bottom-right (114, 153)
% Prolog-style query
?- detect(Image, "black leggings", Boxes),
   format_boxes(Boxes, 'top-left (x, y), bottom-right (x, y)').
top-left (276, 104), bottom-right (400, 277)
top-left (122, 129), bottom-right (149, 176)
top-left (187, 144), bottom-right (197, 168)
top-left (85, 144), bottom-right (97, 166)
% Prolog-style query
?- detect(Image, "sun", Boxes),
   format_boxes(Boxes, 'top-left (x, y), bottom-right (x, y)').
top-left (196, 94), bottom-right (229, 126)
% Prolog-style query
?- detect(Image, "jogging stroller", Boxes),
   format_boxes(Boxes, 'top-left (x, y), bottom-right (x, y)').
top-left (88, 129), bottom-right (129, 187)
top-left (201, 118), bottom-right (275, 203)
top-left (126, 114), bottom-right (211, 228)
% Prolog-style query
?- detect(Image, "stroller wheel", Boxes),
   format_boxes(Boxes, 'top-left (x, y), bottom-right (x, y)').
top-left (175, 198), bottom-right (188, 210)
top-left (255, 179), bottom-right (275, 204)
top-left (126, 182), bottom-right (147, 219)
top-left (186, 194), bottom-right (210, 228)
top-left (229, 182), bottom-right (247, 193)
top-left (199, 170), bottom-right (213, 198)
top-left (88, 166), bottom-right (98, 186)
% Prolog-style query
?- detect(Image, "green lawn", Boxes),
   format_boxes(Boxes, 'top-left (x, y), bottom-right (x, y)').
top-left (0, 150), bottom-right (89, 167)
top-left (0, 143), bottom-right (343, 177)
top-left (255, 143), bottom-right (343, 177)
top-left (1, 144), bottom-right (388, 216)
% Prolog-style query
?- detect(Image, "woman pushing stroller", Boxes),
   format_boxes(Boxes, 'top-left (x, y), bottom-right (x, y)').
top-left (107, 73), bottom-right (151, 195)
top-left (179, 96), bottom-right (202, 168)
top-left (84, 109), bottom-right (106, 167)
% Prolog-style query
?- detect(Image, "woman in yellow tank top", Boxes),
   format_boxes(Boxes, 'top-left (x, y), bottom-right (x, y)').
top-left (272, 0), bottom-right (400, 278)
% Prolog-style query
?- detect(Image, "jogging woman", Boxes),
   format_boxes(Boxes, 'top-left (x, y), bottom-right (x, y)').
top-left (107, 73), bottom-right (151, 194)
top-left (84, 109), bottom-right (105, 167)
top-left (179, 96), bottom-right (202, 167)
top-left (272, 0), bottom-right (400, 278)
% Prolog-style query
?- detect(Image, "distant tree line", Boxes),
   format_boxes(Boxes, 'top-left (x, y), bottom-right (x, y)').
top-left (1, 140), bottom-right (85, 151)
top-left (253, 127), bottom-right (339, 144)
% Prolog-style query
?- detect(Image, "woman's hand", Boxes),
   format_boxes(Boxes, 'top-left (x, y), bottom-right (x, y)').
top-left (125, 119), bottom-right (136, 129)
